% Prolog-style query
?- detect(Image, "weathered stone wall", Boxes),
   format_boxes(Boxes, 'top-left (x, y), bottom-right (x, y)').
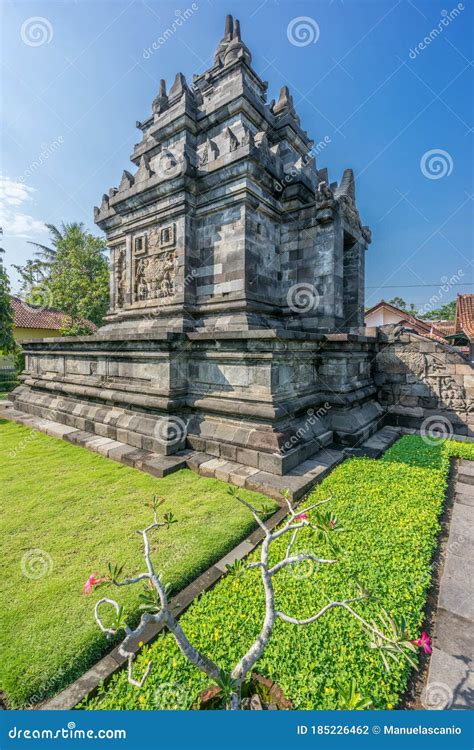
top-left (375, 327), bottom-right (474, 437)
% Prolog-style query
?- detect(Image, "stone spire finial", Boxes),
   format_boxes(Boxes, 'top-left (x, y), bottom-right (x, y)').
top-left (224, 18), bottom-right (252, 66)
top-left (224, 14), bottom-right (234, 40)
top-left (168, 72), bottom-right (193, 101)
top-left (214, 14), bottom-right (234, 65)
top-left (336, 168), bottom-right (356, 200)
top-left (118, 170), bottom-right (134, 193)
top-left (152, 79), bottom-right (168, 114)
top-left (135, 154), bottom-right (154, 183)
top-left (272, 85), bottom-right (299, 122)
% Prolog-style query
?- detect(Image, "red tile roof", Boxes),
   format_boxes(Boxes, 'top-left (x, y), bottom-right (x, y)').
top-left (365, 300), bottom-right (447, 341)
top-left (455, 294), bottom-right (474, 341)
top-left (11, 297), bottom-right (96, 332)
top-left (400, 316), bottom-right (447, 343)
top-left (431, 320), bottom-right (456, 337)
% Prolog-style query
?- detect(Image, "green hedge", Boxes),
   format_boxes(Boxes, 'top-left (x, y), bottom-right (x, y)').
top-left (85, 436), bottom-right (471, 711)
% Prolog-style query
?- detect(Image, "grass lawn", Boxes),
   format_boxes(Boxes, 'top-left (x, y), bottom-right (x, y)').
top-left (0, 419), bottom-right (276, 708)
top-left (86, 436), bottom-right (474, 711)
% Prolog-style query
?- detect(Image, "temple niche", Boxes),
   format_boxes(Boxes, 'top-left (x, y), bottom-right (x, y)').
top-left (12, 15), bottom-right (398, 497)
top-left (133, 228), bottom-right (177, 303)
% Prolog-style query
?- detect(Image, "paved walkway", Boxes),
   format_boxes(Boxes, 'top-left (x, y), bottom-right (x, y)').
top-left (424, 459), bottom-right (474, 709)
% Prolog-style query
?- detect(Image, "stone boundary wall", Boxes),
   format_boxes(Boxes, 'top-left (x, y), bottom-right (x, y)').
top-left (374, 327), bottom-right (473, 437)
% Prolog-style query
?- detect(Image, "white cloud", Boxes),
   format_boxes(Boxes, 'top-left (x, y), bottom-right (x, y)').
top-left (0, 175), bottom-right (46, 238)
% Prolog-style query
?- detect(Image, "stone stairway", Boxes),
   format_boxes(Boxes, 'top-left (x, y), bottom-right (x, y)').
top-left (423, 459), bottom-right (474, 709)
top-left (1, 400), bottom-right (346, 501)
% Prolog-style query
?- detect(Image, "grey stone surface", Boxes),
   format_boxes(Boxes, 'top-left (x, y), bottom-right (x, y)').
top-left (11, 14), bottom-right (472, 484)
top-left (376, 328), bottom-right (473, 437)
top-left (9, 15), bottom-right (387, 475)
top-left (426, 463), bottom-right (474, 710)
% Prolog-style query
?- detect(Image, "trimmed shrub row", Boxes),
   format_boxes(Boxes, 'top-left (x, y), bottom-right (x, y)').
top-left (85, 437), bottom-right (473, 710)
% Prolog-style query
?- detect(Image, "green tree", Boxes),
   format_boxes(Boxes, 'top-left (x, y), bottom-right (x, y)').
top-left (419, 300), bottom-right (456, 321)
top-left (0, 232), bottom-right (16, 355)
top-left (11, 258), bottom-right (49, 304)
top-left (48, 224), bottom-right (109, 334)
top-left (13, 223), bottom-right (110, 335)
top-left (388, 297), bottom-right (417, 315)
top-left (388, 296), bottom-right (407, 311)
top-left (27, 222), bottom-right (68, 268)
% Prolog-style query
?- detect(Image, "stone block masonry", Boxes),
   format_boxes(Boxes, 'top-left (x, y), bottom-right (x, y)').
top-left (376, 327), bottom-right (473, 437)
top-left (16, 14), bottom-right (466, 487)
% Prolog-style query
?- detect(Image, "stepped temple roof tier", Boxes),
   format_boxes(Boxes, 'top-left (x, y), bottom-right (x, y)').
top-left (12, 16), bottom-right (384, 494)
top-left (93, 14), bottom-right (371, 336)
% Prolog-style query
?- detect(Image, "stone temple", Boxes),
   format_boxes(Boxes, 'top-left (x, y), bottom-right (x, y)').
top-left (11, 15), bottom-right (428, 497)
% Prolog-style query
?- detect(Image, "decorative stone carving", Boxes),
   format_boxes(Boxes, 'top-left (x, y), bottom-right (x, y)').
top-left (146, 224), bottom-right (176, 254)
top-left (223, 126), bottom-right (239, 152)
top-left (315, 181), bottom-right (335, 209)
top-left (241, 125), bottom-right (254, 148)
top-left (135, 251), bottom-right (177, 302)
top-left (199, 138), bottom-right (218, 166)
top-left (254, 131), bottom-right (271, 162)
top-left (376, 345), bottom-right (426, 377)
top-left (133, 234), bottom-right (147, 257)
top-left (376, 339), bottom-right (472, 416)
top-left (115, 246), bottom-right (127, 308)
top-left (118, 170), bottom-right (134, 192)
top-left (337, 194), bottom-right (364, 237)
top-left (152, 80), bottom-right (168, 115)
top-left (135, 154), bottom-right (154, 183)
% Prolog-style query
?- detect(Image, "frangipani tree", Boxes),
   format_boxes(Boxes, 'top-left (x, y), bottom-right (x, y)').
top-left (89, 491), bottom-right (427, 710)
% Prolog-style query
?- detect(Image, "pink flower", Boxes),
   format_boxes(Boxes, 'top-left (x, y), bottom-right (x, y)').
top-left (413, 631), bottom-right (432, 655)
top-left (295, 513), bottom-right (309, 523)
top-left (83, 573), bottom-right (105, 595)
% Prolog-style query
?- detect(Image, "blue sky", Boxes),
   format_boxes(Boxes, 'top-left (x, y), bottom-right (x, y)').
top-left (1, 0), bottom-right (473, 310)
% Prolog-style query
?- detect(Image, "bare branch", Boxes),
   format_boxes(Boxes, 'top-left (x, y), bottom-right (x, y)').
top-left (297, 496), bottom-right (333, 515)
top-left (269, 553), bottom-right (337, 576)
top-left (276, 597), bottom-right (364, 626)
top-left (94, 598), bottom-right (122, 637)
top-left (232, 494), bottom-right (269, 534)
top-left (113, 573), bottom-right (150, 587)
top-left (126, 654), bottom-right (153, 688)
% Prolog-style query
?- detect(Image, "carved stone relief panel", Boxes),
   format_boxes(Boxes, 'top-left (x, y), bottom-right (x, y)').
top-left (134, 250), bottom-right (178, 301)
top-left (131, 223), bottom-right (178, 302)
top-left (377, 343), bottom-right (472, 415)
top-left (114, 245), bottom-right (127, 308)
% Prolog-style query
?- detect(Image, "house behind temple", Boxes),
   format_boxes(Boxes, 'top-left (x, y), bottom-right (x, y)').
top-left (365, 296), bottom-right (474, 362)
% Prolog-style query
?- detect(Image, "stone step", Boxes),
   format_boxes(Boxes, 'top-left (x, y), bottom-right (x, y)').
top-left (425, 461), bottom-right (474, 710)
top-left (458, 461), bottom-right (474, 486)
top-left (1, 403), bottom-right (345, 501)
top-left (343, 425), bottom-right (401, 458)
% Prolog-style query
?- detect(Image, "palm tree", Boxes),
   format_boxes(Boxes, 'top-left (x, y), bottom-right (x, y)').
top-left (28, 222), bottom-right (85, 268)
